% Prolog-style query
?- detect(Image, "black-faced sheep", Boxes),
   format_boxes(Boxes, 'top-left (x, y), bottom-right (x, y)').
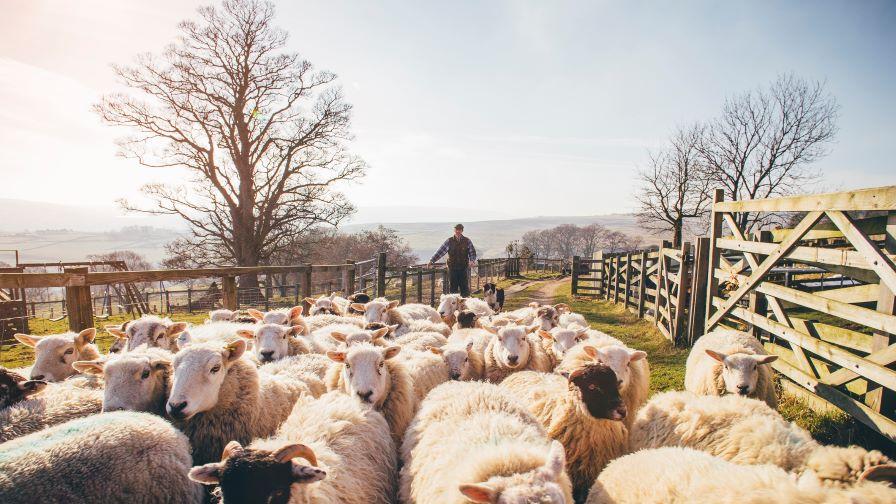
top-left (0, 366), bottom-right (46, 410)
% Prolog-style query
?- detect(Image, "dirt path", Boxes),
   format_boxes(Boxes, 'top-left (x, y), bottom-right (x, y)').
top-left (504, 278), bottom-right (569, 306)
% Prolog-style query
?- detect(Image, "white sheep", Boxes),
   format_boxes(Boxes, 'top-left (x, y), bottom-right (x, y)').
top-left (537, 326), bottom-right (589, 367)
top-left (395, 318), bottom-right (452, 337)
top-left (585, 447), bottom-right (896, 504)
top-left (257, 353), bottom-right (333, 381)
top-left (501, 368), bottom-right (628, 500)
top-left (0, 411), bottom-right (204, 503)
top-left (400, 380), bottom-right (574, 503)
top-left (393, 331), bottom-right (449, 352)
top-left (208, 309), bottom-right (238, 322)
top-left (0, 380), bottom-right (103, 443)
top-left (399, 348), bottom-right (451, 400)
top-left (436, 294), bottom-right (494, 325)
top-left (236, 323), bottom-right (310, 363)
top-left (189, 391), bottom-right (397, 504)
top-left (73, 346), bottom-right (173, 415)
top-left (324, 342), bottom-right (417, 446)
top-left (351, 298), bottom-right (442, 326)
top-left (304, 293), bottom-right (351, 316)
top-left (628, 391), bottom-right (892, 487)
top-left (247, 305), bottom-right (306, 327)
top-left (558, 311), bottom-right (587, 329)
top-left (304, 313), bottom-right (365, 332)
top-left (427, 339), bottom-right (484, 381)
top-left (14, 328), bottom-right (101, 382)
top-left (167, 339), bottom-right (311, 465)
top-left (482, 324), bottom-right (552, 383)
top-left (106, 315), bottom-right (189, 352)
top-left (685, 329), bottom-right (778, 408)
top-left (329, 326), bottom-right (392, 348)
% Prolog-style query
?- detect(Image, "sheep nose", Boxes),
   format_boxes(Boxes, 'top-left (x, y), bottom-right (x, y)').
top-left (31, 374), bottom-right (45, 381)
top-left (167, 401), bottom-right (188, 418)
top-left (737, 385), bottom-right (749, 395)
top-left (104, 405), bottom-right (125, 412)
top-left (450, 372), bottom-right (461, 380)
top-left (507, 355), bottom-right (519, 365)
top-left (357, 391), bottom-right (373, 402)
top-left (260, 351), bottom-right (275, 361)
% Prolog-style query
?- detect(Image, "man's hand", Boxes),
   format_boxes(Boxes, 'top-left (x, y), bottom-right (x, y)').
top-left (428, 261), bottom-right (435, 268)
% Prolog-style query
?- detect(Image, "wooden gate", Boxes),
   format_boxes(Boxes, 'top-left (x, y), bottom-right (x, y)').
top-left (704, 186), bottom-right (896, 441)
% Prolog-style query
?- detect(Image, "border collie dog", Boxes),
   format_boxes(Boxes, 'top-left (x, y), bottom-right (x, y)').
top-left (482, 283), bottom-right (504, 312)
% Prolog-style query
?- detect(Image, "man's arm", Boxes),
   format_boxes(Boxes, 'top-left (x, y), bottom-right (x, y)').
top-left (429, 239), bottom-right (450, 264)
top-left (468, 239), bottom-right (477, 264)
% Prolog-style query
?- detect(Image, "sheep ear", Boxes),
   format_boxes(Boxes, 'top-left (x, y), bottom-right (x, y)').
top-left (427, 346), bottom-right (443, 355)
top-left (150, 358), bottom-right (171, 372)
top-left (553, 303), bottom-right (571, 313)
top-left (73, 360), bottom-right (105, 375)
top-left (177, 332), bottom-right (192, 348)
top-left (582, 345), bottom-right (599, 359)
top-left (247, 309), bottom-right (264, 321)
top-left (274, 443), bottom-right (318, 466)
top-left (107, 328), bottom-right (128, 339)
top-left (188, 463), bottom-right (223, 484)
top-left (383, 346), bottom-right (401, 360)
top-left (458, 483), bottom-right (497, 503)
top-left (330, 332), bottom-right (347, 343)
top-left (222, 440), bottom-right (242, 460)
top-left (705, 349), bottom-right (727, 363)
top-left (166, 322), bottom-right (188, 338)
top-left (350, 303), bottom-right (366, 312)
top-left (483, 325), bottom-right (499, 336)
top-left (538, 440), bottom-right (566, 481)
top-left (291, 463), bottom-right (327, 484)
top-left (538, 330), bottom-right (553, 341)
top-left (224, 339), bottom-right (246, 362)
top-left (19, 380), bottom-right (48, 397)
top-left (75, 328), bottom-right (97, 349)
top-left (859, 463), bottom-right (896, 484)
top-left (304, 297), bottom-right (318, 306)
top-left (753, 354), bottom-right (778, 365)
top-left (526, 324), bottom-right (540, 334)
top-left (629, 350), bottom-right (647, 362)
top-left (561, 368), bottom-right (585, 381)
top-left (289, 306), bottom-right (304, 319)
top-left (387, 300), bottom-right (399, 310)
top-left (528, 302), bottom-right (540, 309)
top-left (236, 330), bottom-right (255, 340)
top-left (388, 324), bottom-right (400, 332)
top-left (371, 327), bottom-right (390, 340)
top-left (575, 326), bottom-right (588, 336)
top-left (326, 351), bottom-right (346, 363)
top-left (290, 323), bottom-right (307, 336)
top-left (14, 333), bottom-right (41, 347)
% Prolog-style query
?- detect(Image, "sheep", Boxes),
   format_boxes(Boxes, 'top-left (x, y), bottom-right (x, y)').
top-left (585, 447), bottom-right (896, 504)
top-left (73, 347), bottom-right (173, 415)
top-left (0, 411), bottom-right (204, 503)
top-left (482, 282), bottom-right (504, 312)
top-left (453, 309), bottom-right (479, 329)
top-left (395, 318), bottom-right (452, 337)
top-left (106, 315), bottom-right (189, 352)
top-left (537, 326), bottom-right (589, 367)
top-left (557, 343), bottom-right (649, 427)
top-left (209, 308), bottom-right (238, 322)
top-left (427, 339), bottom-right (484, 381)
top-left (436, 294), bottom-right (494, 326)
top-left (393, 331), bottom-right (449, 352)
top-left (532, 304), bottom-right (565, 331)
top-left (628, 391), bottom-right (892, 487)
top-left (0, 366), bottom-right (46, 410)
top-left (189, 391), bottom-right (397, 504)
top-left (558, 311), bottom-right (587, 329)
top-left (482, 324), bottom-right (552, 383)
top-left (167, 339), bottom-right (311, 465)
top-left (14, 328), bottom-right (101, 382)
top-left (304, 293), bottom-right (351, 316)
top-left (490, 302), bottom-right (540, 326)
top-left (346, 292), bottom-right (371, 315)
top-left (685, 329), bottom-right (778, 408)
top-left (399, 348), bottom-right (451, 400)
top-left (400, 381), bottom-right (574, 504)
top-left (324, 342), bottom-right (417, 446)
top-left (175, 320), bottom-right (259, 350)
top-left (307, 323), bottom-right (364, 354)
top-left (330, 326), bottom-right (392, 347)
top-left (351, 298), bottom-right (442, 326)
top-left (236, 323), bottom-right (310, 363)
top-left (304, 313), bottom-right (365, 332)
top-left (258, 353), bottom-right (333, 380)
top-left (0, 380), bottom-right (103, 443)
top-left (247, 305), bottom-right (306, 327)
top-left (501, 367), bottom-right (628, 501)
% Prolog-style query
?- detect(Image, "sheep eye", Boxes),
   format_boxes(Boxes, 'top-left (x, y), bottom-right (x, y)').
top-left (588, 384), bottom-right (596, 390)
top-left (141, 370), bottom-right (150, 380)
top-left (210, 365), bottom-right (221, 374)
top-left (379, 361), bottom-right (385, 368)
top-left (282, 335), bottom-right (288, 339)
top-left (345, 363), bottom-right (351, 370)
top-left (64, 348), bottom-right (74, 355)
top-left (464, 358), bottom-right (469, 363)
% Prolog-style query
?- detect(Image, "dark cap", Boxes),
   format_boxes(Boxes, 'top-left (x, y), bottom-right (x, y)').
top-left (454, 223), bottom-right (464, 230)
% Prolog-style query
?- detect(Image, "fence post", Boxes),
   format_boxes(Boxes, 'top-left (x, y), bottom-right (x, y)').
top-left (429, 270), bottom-right (436, 306)
top-left (571, 256), bottom-right (580, 295)
top-left (637, 250), bottom-right (648, 318)
top-left (613, 255), bottom-right (621, 303)
top-left (63, 267), bottom-right (93, 332)
top-left (344, 261), bottom-right (356, 294)
top-left (376, 252), bottom-right (387, 298)
top-left (869, 210), bottom-right (896, 414)
top-left (222, 276), bottom-right (237, 310)
top-left (187, 288), bottom-right (192, 314)
top-left (623, 252), bottom-right (633, 310)
top-left (417, 270), bottom-right (424, 303)
top-left (445, 269), bottom-right (451, 295)
top-left (688, 237), bottom-right (710, 344)
top-left (400, 269), bottom-right (408, 304)
top-left (747, 232), bottom-right (772, 339)
top-left (673, 242), bottom-right (691, 345)
top-left (705, 189), bottom-right (725, 330)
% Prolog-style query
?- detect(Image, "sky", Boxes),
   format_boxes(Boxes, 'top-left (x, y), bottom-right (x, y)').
top-left (0, 0), bottom-right (894, 226)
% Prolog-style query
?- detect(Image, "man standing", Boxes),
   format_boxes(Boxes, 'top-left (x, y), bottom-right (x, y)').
top-left (428, 224), bottom-right (477, 297)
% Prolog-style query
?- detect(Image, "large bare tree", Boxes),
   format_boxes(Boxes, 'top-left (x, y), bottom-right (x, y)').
top-left (96, 0), bottom-right (364, 287)
top-left (697, 74), bottom-right (838, 231)
top-left (636, 124), bottom-right (712, 247)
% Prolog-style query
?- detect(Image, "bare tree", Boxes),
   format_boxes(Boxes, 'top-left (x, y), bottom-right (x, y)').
top-left (636, 124), bottom-right (712, 246)
top-left (698, 74), bottom-right (838, 231)
top-left (96, 0), bottom-right (364, 289)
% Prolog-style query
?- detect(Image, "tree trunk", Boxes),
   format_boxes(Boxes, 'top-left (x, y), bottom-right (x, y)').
top-left (673, 221), bottom-right (683, 248)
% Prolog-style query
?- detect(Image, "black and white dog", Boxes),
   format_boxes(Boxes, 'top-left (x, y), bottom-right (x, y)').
top-left (482, 283), bottom-right (505, 313)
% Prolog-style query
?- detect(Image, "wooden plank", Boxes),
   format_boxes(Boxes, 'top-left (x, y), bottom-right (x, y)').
top-left (713, 185), bottom-right (896, 213)
top-left (869, 210), bottom-right (896, 413)
top-left (790, 317), bottom-right (874, 353)
top-left (705, 190), bottom-right (725, 330)
top-left (715, 238), bottom-right (895, 275)
top-left (637, 251), bottom-right (648, 318)
top-left (827, 210), bottom-right (896, 294)
top-left (623, 253), bottom-right (633, 310)
top-left (825, 343), bottom-right (896, 387)
top-left (222, 276), bottom-right (237, 310)
top-left (814, 284), bottom-right (880, 305)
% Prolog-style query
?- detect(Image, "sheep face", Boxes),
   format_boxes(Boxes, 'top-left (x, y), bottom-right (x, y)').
top-left (364, 322), bottom-right (398, 338)
top-left (107, 316), bottom-right (188, 352)
top-left (0, 367), bottom-right (46, 409)
top-left (430, 341), bottom-right (474, 380)
top-left (167, 340), bottom-right (246, 420)
top-left (351, 300), bottom-right (399, 324)
top-left (305, 295), bottom-right (343, 316)
top-left (331, 327), bottom-right (390, 348)
top-left (455, 310), bottom-right (479, 329)
top-left (583, 345), bottom-right (647, 392)
top-left (15, 328), bottom-right (96, 382)
top-left (189, 442), bottom-right (324, 504)
top-left (437, 294), bottom-right (463, 321)
top-left (706, 350), bottom-right (777, 397)
top-left (326, 343), bottom-right (400, 406)
top-left (562, 363), bottom-right (626, 421)
top-left (534, 306), bottom-right (560, 331)
top-left (76, 350), bottom-right (171, 413)
top-left (539, 327), bottom-right (588, 360)
top-left (209, 309), bottom-right (237, 322)
top-left (489, 326), bottom-right (536, 369)
top-left (248, 306), bottom-right (304, 326)
top-left (459, 440), bottom-right (568, 504)
top-left (237, 324), bottom-right (303, 363)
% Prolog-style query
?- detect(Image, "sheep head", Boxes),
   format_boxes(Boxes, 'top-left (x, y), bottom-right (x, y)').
top-left (706, 349), bottom-right (777, 397)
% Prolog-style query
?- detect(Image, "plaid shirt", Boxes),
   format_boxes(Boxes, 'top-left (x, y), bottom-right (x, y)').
top-left (430, 237), bottom-right (477, 264)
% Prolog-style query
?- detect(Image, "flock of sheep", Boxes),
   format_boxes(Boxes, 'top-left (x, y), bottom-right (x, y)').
top-left (0, 290), bottom-right (894, 503)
